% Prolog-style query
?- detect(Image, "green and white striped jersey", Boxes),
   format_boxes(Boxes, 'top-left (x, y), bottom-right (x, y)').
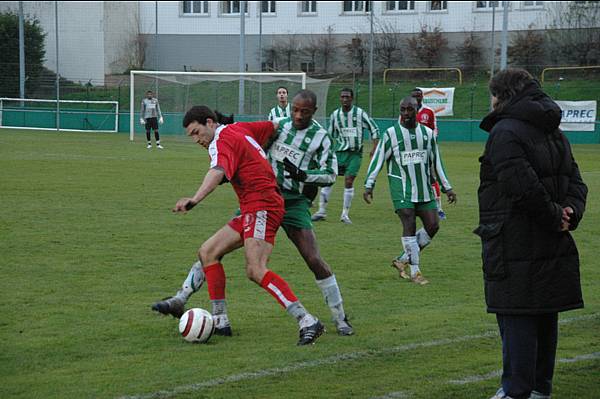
top-left (364, 122), bottom-right (452, 203)
top-left (267, 117), bottom-right (337, 195)
top-left (328, 106), bottom-right (379, 152)
top-left (268, 103), bottom-right (291, 120)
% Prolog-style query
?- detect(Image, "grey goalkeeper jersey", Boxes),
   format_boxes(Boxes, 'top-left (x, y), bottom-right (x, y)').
top-left (140, 98), bottom-right (162, 119)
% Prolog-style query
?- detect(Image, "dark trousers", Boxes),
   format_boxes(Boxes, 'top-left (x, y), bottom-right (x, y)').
top-left (496, 313), bottom-right (558, 399)
top-left (145, 117), bottom-right (160, 142)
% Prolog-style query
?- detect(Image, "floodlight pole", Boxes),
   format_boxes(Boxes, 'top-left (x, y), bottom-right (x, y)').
top-left (238, 1), bottom-right (246, 115)
top-left (500, 4), bottom-right (509, 70)
top-left (489, 3), bottom-right (496, 111)
top-left (19, 1), bottom-right (25, 105)
top-left (55, 1), bottom-right (60, 131)
top-left (258, 7), bottom-right (263, 115)
top-left (368, 4), bottom-right (374, 115)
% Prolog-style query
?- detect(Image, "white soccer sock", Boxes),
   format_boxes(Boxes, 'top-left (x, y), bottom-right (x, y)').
top-left (399, 229), bottom-right (431, 262)
top-left (342, 188), bottom-right (355, 216)
top-left (318, 186), bottom-right (332, 214)
top-left (315, 275), bottom-right (345, 322)
top-left (175, 261), bottom-right (204, 302)
top-left (286, 301), bottom-right (309, 322)
top-left (401, 236), bottom-right (420, 277)
top-left (416, 228), bottom-right (432, 249)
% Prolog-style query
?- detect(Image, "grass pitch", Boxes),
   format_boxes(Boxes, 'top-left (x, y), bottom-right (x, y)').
top-left (1, 129), bottom-right (598, 399)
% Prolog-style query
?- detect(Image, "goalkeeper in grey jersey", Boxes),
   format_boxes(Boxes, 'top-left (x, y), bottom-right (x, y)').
top-left (267, 89), bottom-right (353, 335)
top-left (363, 96), bottom-right (457, 285)
top-left (140, 90), bottom-right (164, 149)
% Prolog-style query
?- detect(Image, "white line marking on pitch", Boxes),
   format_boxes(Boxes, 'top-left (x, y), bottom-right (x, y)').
top-left (118, 313), bottom-right (598, 399)
top-left (448, 352), bottom-right (600, 385)
top-left (370, 391), bottom-right (410, 399)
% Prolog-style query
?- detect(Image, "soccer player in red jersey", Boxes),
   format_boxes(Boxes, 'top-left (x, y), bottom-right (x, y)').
top-left (152, 106), bottom-right (324, 346)
top-left (412, 88), bottom-right (445, 220)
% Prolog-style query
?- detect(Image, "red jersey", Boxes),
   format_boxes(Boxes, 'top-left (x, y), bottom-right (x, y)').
top-left (417, 105), bottom-right (437, 135)
top-left (208, 121), bottom-right (283, 213)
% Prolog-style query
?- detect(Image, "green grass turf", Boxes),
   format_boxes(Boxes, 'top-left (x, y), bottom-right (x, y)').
top-left (0, 129), bottom-right (598, 398)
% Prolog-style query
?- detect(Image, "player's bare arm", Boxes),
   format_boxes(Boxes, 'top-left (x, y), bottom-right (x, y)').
top-left (363, 187), bottom-right (373, 204)
top-left (446, 189), bottom-right (457, 204)
top-left (173, 167), bottom-right (226, 213)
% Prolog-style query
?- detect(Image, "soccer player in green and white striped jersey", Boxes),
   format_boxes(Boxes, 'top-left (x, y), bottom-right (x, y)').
top-left (267, 86), bottom-right (291, 121)
top-left (267, 89), bottom-right (353, 335)
top-left (312, 88), bottom-right (379, 224)
top-left (363, 96), bottom-right (457, 285)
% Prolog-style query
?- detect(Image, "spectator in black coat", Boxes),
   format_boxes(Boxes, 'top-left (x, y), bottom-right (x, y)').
top-left (476, 68), bottom-right (588, 399)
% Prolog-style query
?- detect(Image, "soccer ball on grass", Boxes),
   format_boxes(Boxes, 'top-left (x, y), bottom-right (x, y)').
top-left (178, 308), bottom-right (215, 343)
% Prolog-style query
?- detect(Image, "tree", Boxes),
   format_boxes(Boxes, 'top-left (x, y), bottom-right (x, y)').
top-left (345, 34), bottom-right (369, 75)
top-left (546, 1), bottom-right (600, 66)
top-left (261, 42), bottom-right (279, 71)
top-left (0, 11), bottom-right (46, 98)
top-left (407, 24), bottom-right (448, 67)
top-left (454, 32), bottom-right (483, 75)
top-left (373, 20), bottom-right (402, 69)
top-left (316, 25), bottom-right (337, 73)
top-left (118, 11), bottom-right (146, 72)
top-left (508, 26), bottom-right (545, 73)
top-left (274, 34), bottom-right (300, 71)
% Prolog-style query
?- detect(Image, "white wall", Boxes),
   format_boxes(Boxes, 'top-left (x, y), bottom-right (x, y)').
top-left (0, 1), bottom-right (106, 84)
top-left (139, 1), bottom-right (554, 36)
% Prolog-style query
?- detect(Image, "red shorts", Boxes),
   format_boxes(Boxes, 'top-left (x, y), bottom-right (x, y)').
top-left (227, 209), bottom-right (283, 245)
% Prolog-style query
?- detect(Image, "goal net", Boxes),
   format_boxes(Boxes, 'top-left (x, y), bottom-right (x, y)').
top-left (129, 71), bottom-right (332, 141)
top-left (0, 98), bottom-right (119, 132)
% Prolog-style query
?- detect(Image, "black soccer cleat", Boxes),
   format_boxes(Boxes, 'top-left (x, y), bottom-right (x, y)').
top-left (151, 296), bottom-right (185, 319)
top-left (297, 319), bottom-right (325, 346)
top-left (213, 314), bottom-right (233, 337)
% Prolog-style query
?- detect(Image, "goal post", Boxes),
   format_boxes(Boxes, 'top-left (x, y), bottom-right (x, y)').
top-left (0, 98), bottom-right (119, 132)
top-left (129, 71), bottom-right (331, 141)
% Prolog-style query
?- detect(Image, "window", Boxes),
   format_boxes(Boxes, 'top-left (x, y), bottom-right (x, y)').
top-left (300, 1), bottom-right (317, 13)
top-left (261, 1), bottom-right (276, 14)
top-left (300, 62), bottom-right (315, 73)
top-left (475, 1), bottom-right (507, 9)
top-left (343, 1), bottom-right (372, 13)
top-left (522, 1), bottom-right (544, 7)
top-left (220, 1), bottom-right (248, 15)
top-left (429, 1), bottom-right (447, 11)
top-left (183, 1), bottom-right (209, 14)
top-left (385, 1), bottom-right (415, 11)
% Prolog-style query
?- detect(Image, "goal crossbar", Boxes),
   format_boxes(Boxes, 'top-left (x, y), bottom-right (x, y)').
top-left (129, 71), bottom-right (308, 141)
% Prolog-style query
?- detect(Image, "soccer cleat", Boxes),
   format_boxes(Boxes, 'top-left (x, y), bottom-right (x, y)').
top-left (410, 272), bottom-right (429, 286)
top-left (391, 256), bottom-right (411, 280)
top-left (335, 317), bottom-right (354, 336)
top-left (213, 314), bottom-right (232, 336)
top-left (147, 144), bottom-right (152, 149)
top-left (489, 388), bottom-right (511, 399)
top-left (340, 215), bottom-right (352, 224)
top-left (157, 144), bottom-right (164, 149)
top-left (297, 319), bottom-right (325, 345)
top-left (311, 212), bottom-right (327, 222)
top-left (151, 296), bottom-right (185, 318)
top-left (438, 209), bottom-right (446, 220)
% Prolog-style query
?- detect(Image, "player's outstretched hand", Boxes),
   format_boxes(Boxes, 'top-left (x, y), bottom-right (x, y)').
top-left (283, 158), bottom-right (307, 182)
top-left (140, 118), bottom-right (145, 125)
top-left (173, 198), bottom-right (196, 213)
top-left (363, 188), bottom-right (374, 204)
top-left (159, 116), bottom-right (164, 124)
top-left (446, 190), bottom-right (457, 204)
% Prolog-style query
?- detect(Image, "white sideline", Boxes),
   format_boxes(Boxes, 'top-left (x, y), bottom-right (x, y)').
top-left (448, 352), bottom-right (600, 385)
top-left (119, 313), bottom-right (598, 399)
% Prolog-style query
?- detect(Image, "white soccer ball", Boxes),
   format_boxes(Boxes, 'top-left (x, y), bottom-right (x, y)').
top-left (178, 308), bottom-right (215, 343)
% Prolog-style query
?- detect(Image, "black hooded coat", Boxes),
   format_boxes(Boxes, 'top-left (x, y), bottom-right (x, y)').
top-left (475, 82), bottom-right (588, 315)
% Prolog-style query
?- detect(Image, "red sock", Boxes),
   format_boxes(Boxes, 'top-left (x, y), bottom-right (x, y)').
top-left (260, 270), bottom-right (298, 309)
top-left (432, 181), bottom-right (441, 198)
top-left (203, 263), bottom-right (226, 300)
